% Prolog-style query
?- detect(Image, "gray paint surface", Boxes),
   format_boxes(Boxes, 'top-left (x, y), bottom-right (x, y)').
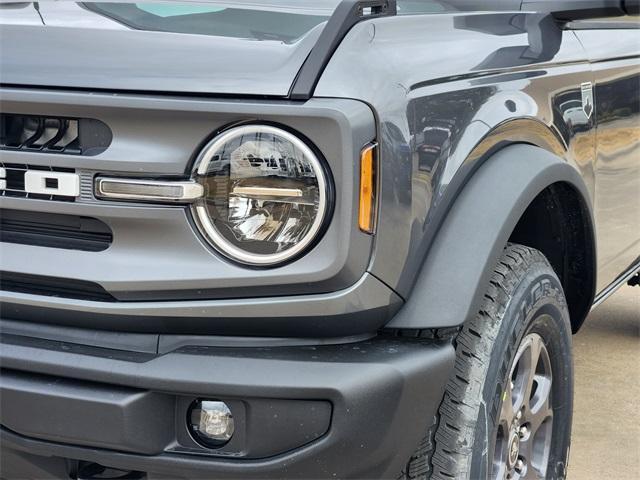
top-left (0, 273), bottom-right (403, 337)
top-left (0, 4), bottom-right (638, 336)
top-left (0, 2), bottom-right (326, 97)
top-left (315, 12), bottom-right (597, 297)
top-left (0, 91), bottom-right (376, 302)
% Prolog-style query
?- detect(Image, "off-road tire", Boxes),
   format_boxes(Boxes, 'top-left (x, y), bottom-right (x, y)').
top-left (402, 243), bottom-right (573, 480)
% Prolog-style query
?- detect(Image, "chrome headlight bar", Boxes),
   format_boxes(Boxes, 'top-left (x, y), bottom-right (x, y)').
top-left (95, 177), bottom-right (203, 203)
top-left (93, 124), bottom-right (332, 266)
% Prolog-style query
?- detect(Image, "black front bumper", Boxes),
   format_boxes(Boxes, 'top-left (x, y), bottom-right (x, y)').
top-left (0, 332), bottom-right (454, 480)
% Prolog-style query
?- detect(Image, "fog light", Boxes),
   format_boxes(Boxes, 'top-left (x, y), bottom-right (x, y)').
top-left (188, 400), bottom-right (234, 448)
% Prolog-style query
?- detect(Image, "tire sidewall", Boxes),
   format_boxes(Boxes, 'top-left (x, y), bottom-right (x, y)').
top-left (469, 263), bottom-right (574, 480)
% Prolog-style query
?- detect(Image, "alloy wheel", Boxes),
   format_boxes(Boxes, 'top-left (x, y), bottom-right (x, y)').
top-left (492, 330), bottom-right (554, 479)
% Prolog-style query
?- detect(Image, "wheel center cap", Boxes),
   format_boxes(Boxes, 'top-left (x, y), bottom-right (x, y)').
top-left (508, 432), bottom-right (520, 467)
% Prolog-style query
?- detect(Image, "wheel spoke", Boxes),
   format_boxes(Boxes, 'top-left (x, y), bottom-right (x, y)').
top-left (500, 382), bottom-right (515, 425)
top-left (522, 463), bottom-right (544, 480)
top-left (529, 385), bottom-right (553, 434)
top-left (527, 337), bottom-right (553, 435)
top-left (522, 334), bottom-right (554, 479)
top-left (522, 335), bottom-right (543, 412)
top-left (492, 331), bottom-right (556, 480)
top-left (493, 459), bottom-right (509, 480)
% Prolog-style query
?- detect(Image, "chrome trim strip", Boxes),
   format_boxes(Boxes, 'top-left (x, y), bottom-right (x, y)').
top-left (592, 258), bottom-right (640, 309)
top-left (95, 177), bottom-right (204, 203)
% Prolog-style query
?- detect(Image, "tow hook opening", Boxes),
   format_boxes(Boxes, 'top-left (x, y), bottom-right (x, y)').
top-left (68, 461), bottom-right (146, 480)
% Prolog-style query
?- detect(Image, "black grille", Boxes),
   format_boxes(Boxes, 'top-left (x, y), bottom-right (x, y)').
top-left (0, 209), bottom-right (113, 252)
top-left (0, 272), bottom-right (116, 302)
top-left (0, 113), bottom-right (112, 156)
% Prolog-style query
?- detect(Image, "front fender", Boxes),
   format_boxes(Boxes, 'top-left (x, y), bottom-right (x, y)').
top-left (386, 144), bottom-right (595, 330)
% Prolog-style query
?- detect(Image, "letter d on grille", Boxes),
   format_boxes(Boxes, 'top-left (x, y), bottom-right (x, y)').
top-left (23, 171), bottom-right (80, 198)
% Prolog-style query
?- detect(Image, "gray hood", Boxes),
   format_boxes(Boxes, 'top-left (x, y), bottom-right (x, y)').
top-left (0, 1), bottom-right (336, 97)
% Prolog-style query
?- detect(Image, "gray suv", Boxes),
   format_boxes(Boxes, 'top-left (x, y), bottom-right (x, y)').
top-left (0, 1), bottom-right (639, 479)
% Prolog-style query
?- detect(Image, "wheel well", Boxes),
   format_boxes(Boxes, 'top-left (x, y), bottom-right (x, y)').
top-left (509, 182), bottom-right (596, 332)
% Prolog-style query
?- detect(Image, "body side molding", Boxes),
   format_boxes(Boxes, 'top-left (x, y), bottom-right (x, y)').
top-left (386, 144), bottom-right (596, 330)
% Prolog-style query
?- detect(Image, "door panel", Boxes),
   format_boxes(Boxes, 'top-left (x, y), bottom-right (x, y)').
top-left (575, 28), bottom-right (640, 291)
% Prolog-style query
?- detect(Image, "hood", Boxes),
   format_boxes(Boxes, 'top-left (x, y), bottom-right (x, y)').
top-left (0, 1), bottom-right (339, 97)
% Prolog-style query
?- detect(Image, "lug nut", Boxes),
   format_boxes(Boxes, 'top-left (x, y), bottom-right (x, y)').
top-left (519, 425), bottom-right (528, 438)
top-left (516, 410), bottom-right (522, 420)
top-left (515, 459), bottom-right (525, 472)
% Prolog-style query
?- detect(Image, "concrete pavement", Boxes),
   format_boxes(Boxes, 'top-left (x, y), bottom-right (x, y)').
top-left (569, 285), bottom-right (640, 479)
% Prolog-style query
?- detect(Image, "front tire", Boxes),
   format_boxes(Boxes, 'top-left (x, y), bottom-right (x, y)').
top-left (406, 244), bottom-right (574, 480)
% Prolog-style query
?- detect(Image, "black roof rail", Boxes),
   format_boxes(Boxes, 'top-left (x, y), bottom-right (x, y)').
top-left (289, 0), bottom-right (397, 101)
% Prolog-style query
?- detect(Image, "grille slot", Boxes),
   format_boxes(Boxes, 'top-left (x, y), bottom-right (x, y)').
top-left (0, 209), bottom-right (113, 252)
top-left (0, 272), bottom-right (116, 302)
top-left (0, 113), bottom-right (112, 156)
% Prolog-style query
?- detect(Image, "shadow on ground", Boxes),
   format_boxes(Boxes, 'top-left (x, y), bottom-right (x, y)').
top-left (569, 285), bottom-right (639, 479)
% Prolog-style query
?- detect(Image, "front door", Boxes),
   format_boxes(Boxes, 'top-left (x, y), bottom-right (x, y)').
top-left (574, 21), bottom-right (640, 291)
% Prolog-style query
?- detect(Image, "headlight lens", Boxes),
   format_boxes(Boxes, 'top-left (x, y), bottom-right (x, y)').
top-left (192, 125), bottom-right (330, 266)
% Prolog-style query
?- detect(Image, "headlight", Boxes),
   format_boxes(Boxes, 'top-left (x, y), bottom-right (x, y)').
top-left (192, 125), bottom-right (331, 266)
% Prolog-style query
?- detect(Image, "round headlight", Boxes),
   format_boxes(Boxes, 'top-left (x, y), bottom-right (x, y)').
top-left (192, 125), bottom-right (330, 266)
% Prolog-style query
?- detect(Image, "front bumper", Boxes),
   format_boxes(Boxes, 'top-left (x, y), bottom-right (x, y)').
top-left (0, 331), bottom-right (454, 480)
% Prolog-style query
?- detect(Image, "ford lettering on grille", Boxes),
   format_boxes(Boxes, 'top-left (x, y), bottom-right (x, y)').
top-left (0, 165), bottom-right (79, 200)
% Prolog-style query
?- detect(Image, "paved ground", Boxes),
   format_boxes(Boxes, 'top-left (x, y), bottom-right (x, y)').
top-left (569, 285), bottom-right (639, 479)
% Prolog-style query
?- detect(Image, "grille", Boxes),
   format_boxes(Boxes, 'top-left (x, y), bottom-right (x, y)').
top-left (0, 163), bottom-right (76, 202)
top-left (0, 272), bottom-right (116, 302)
top-left (0, 209), bottom-right (113, 252)
top-left (0, 113), bottom-right (112, 156)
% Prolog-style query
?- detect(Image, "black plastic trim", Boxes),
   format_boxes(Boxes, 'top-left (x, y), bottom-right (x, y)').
top-left (521, 1), bottom-right (626, 20)
top-left (0, 334), bottom-right (455, 479)
top-left (0, 113), bottom-right (112, 156)
top-left (0, 209), bottom-right (113, 252)
top-left (290, 0), bottom-right (397, 100)
top-left (0, 319), bottom-right (160, 354)
top-left (0, 318), bottom-right (376, 355)
top-left (625, 0), bottom-right (640, 14)
top-left (387, 144), bottom-right (596, 332)
top-left (0, 370), bottom-right (175, 455)
top-left (0, 368), bottom-right (332, 460)
top-left (0, 272), bottom-right (116, 303)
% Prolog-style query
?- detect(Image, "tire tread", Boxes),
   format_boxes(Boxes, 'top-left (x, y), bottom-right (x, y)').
top-left (402, 244), bottom-right (553, 480)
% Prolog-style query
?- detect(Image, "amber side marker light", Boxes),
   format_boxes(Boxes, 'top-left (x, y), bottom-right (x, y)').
top-left (359, 143), bottom-right (377, 234)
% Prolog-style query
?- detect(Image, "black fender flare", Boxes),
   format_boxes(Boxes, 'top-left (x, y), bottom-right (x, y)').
top-left (386, 143), bottom-right (596, 330)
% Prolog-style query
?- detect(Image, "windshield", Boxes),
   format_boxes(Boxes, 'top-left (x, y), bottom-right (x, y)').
top-left (81, 1), bottom-right (466, 42)
top-left (83, 1), bottom-right (342, 43)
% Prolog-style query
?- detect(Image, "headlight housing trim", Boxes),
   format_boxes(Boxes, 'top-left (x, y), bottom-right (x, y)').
top-left (191, 124), bottom-right (332, 267)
